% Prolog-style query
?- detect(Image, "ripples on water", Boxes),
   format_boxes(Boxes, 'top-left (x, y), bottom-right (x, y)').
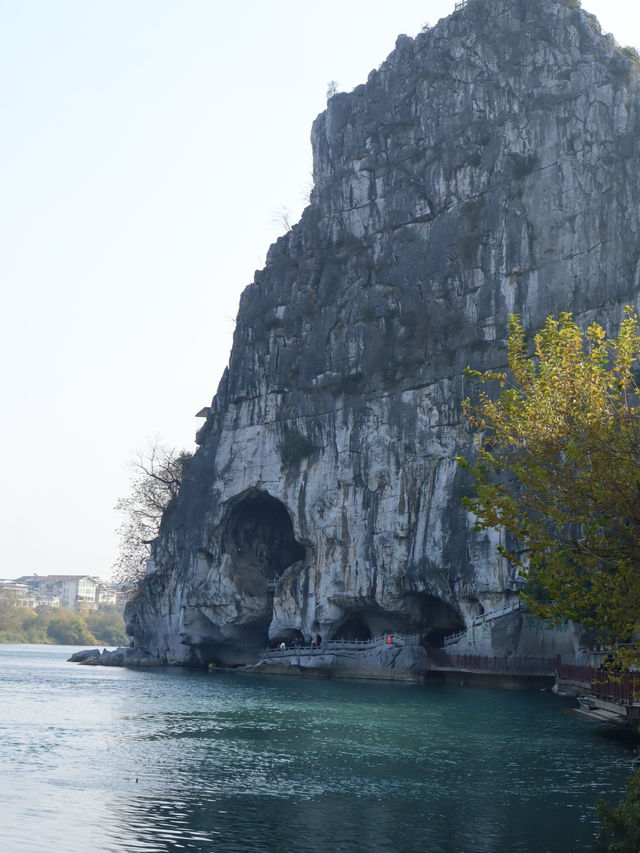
top-left (0, 644), bottom-right (634, 852)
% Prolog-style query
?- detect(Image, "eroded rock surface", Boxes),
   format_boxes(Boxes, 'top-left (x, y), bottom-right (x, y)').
top-left (126, 0), bottom-right (640, 667)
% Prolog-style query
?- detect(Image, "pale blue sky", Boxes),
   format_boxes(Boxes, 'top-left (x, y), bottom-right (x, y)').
top-left (1, 0), bottom-right (638, 581)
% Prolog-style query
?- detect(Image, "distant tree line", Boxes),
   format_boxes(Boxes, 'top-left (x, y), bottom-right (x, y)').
top-left (0, 602), bottom-right (128, 646)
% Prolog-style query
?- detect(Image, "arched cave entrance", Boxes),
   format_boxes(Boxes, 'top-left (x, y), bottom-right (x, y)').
top-left (222, 490), bottom-right (306, 581)
top-left (402, 592), bottom-right (466, 648)
top-left (331, 595), bottom-right (465, 647)
top-left (337, 615), bottom-right (372, 642)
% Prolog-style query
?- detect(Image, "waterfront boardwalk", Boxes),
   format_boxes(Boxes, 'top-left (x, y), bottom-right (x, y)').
top-left (427, 647), bottom-right (559, 677)
top-left (260, 634), bottom-right (558, 684)
top-left (262, 633), bottom-right (556, 676)
top-left (259, 635), bottom-right (639, 718)
top-left (557, 663), bottom-right (640, 725)
top-left (261, 632), bottom-right (420, 659)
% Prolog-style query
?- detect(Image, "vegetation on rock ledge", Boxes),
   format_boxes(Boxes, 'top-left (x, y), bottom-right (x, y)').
top-left (113, 441), bottom-right (192, 589)
top-left (279, 427), bottom-right (315, 468)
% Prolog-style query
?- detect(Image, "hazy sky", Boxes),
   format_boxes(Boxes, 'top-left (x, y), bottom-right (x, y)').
top-left (2, 0), bottom-right (639, 582)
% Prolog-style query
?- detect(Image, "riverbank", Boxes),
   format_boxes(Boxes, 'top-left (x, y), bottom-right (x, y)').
top-left (0, 602), bottom-right (127, 646)
top-left (70, 640), bottom-right (564, 694)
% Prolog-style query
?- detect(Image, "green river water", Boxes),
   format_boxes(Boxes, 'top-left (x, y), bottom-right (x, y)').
top-left (0, 644), bottom-right (635, 852)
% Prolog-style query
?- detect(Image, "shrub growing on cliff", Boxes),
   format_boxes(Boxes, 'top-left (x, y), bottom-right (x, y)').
top-left (458, 309), bottom-right (640, 666)
top-left (279, 428), bottom-right (315, 468)
top-left (113, 441), bottom-right (192, 588)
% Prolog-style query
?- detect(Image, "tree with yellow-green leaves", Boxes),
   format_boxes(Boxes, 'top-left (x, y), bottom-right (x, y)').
top-left (458, 308), bottom-right (640, 667)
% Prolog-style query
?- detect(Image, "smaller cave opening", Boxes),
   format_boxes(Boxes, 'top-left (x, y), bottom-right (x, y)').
top-left (270, 628), bottom-right (305, 649)
top-left (423, 630), bottom-right (448, 649)
top-left (465, 596), bottom-right (485, 619)
top-left (336, 615), bottom-right (372, 642)
top-left (333, 604), bottom-right (408, 642)
top-left (186, 611), bottom-right (273, 667)
top-left (196, 550), bottom-right (214, 573)
top-left (402, 592), bottom-right (466, 649)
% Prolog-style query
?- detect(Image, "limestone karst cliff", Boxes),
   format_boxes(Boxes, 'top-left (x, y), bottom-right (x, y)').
top-left (125, 0), bottom-right (640, 667)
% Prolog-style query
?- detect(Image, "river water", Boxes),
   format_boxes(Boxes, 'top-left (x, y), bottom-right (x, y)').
top-left (0, 644), bottom-right (634, 852)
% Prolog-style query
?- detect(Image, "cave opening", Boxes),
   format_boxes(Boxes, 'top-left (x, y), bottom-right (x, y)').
top-left (402, 592), bottom-right (466, 648)
top-left (222, 490), bottom-right (306, 580)
top-left (270, 628), bottom-right (305, 648)
top-left (331, 594), bottom-right (466, 647)
top-left (337, 615), bottom-right (372, 642)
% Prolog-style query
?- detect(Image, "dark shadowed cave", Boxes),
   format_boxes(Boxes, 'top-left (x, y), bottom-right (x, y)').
top-left (221, 490), bottom-right (306, 580)
top-left (333, 593), bottom-right (465, 646)
top-left (403, 592), bottom-right (466, 647)
top-left (338, 615), bottom-right (372, 641)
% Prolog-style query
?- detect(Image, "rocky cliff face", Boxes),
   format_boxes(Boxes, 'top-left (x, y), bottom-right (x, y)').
top-left (126, 0), bottom-right (640, 666)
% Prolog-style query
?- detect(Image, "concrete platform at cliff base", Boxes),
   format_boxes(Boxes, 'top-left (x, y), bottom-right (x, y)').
top-left (249, 641), bottom-right (427, 682)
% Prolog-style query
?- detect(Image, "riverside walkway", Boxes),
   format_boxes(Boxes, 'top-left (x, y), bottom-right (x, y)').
top-left (427, 646), bottom-right (560, 676)
top-left (259, 629), bottom-right (639, 714)
top-left (260, 632), bottom-right (420, 659)
top-left (442, 601), bottom-right (523, 647)
top-left (261, 633), bottom-right (558, 678)
top-left (557, 663), bottom-right (640, 724)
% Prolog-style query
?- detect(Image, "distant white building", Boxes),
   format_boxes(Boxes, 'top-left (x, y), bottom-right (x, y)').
top-left (0, 582), bottom-right (37, 609)
top-left (96, 582), bottom-right (117, 606)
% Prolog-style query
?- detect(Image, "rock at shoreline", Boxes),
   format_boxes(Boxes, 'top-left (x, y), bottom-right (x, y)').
top-left (68, 647), bottom-right (162, 667)
top-left (67, 648), bottom-right (101, 663)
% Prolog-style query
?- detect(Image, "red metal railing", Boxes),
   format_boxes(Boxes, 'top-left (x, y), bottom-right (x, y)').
top-left (556, 663), bottom-right (594, 685)
top-left (590, 671), bottom-right (640, 706)
top-left (428, 648), bottom-right (559, 674)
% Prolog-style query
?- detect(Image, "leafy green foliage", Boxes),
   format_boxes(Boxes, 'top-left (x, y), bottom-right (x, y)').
top-left (622, 46), bottom-right (640, 65)
top-left (596, 767), bottom-right (640, 852)
top-left (0, 601), bottom-right (47, 643)
top-left (46, 611), bottom-right (97, 645)
top-left (459, 309), bottom-right (640, 666)
top-left (85, 605), bottom-right (129, 646)
top-left (0, 601), bottom-right (127, 645)
top-left (279, 428), bottom-right (315, 467)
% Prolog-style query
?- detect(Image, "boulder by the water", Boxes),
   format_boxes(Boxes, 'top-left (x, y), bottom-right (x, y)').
top-left (67, 648), bottom-right (101, 663)
top-left (68, 647), bottom-right (162, 667)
